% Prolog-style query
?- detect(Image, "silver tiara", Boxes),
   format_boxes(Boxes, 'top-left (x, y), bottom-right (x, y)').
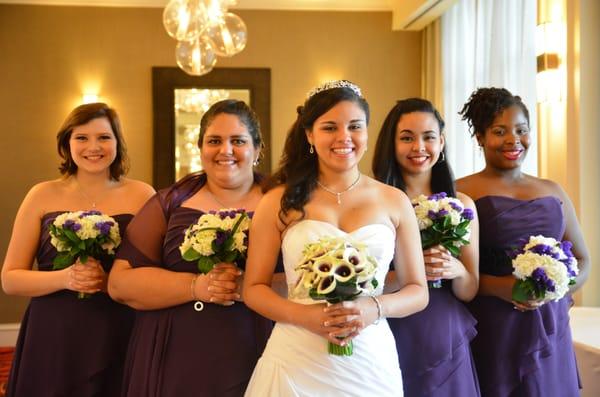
top-left (306, 80), bottom-right (362, 100)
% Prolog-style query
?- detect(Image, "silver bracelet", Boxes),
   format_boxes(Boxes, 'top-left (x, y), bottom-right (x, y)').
top-left (370, 295), bottom-right (383, 325)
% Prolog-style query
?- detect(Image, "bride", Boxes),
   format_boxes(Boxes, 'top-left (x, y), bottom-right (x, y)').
top-left (243, 80), bottom-right (429, 396)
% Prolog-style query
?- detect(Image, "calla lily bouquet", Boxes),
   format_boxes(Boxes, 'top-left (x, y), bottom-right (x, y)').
top-left (293, 236), bottom-right (379, 356)
top-left (49, 210), bottom-right (121, 299)
top-left (179, 209), bottom-right (250, 274)
top-left (510, 235), bottom-right (578, 303)
top-left (412, 192), bottom-right (474, 288)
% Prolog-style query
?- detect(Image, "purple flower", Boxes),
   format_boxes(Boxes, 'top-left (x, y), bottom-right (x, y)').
top-left (531, 267), bottom-right (556, 292)
top-left (560, 241), bottom-right (574, 259)
top-left (63, 219), bottom-right (82, 232)
top-left (449, 201), bottom-right (463, 212)
top-left (462, 208), bottom-right (474, 221)
top-left (79, 210), bottom-right (102, 218)
top-left (529, 244), bottom-right (560, 259)
top-left (215, 230), bottom-right (229, 246)
top-left (438, 209), bottom-right (448, 217)
top-left (427, 192), bottom-right (447, 201)
top-left (95, 221), bottom-right (114, 236)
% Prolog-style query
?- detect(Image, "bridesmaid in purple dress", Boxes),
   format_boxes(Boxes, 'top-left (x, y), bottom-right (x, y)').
top-left (108, 100), bottom-right (284, 397)
top-left (373, 98), bottom-right (481, 396)
top-left (1, 103), bottom-right (155, 396)
top-left (457, 87), bottom-right (590, 396)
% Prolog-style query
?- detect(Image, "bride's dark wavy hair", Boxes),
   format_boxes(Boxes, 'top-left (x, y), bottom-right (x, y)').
top-left (372, 98), bottom-right (456, 197)
top-left (266, 85), bottom-right (369, 224)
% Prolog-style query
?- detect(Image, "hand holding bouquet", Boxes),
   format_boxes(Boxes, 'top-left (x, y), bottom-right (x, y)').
top-left (49, 210), bottom-right (121, 298)
top-left (412, 192), bottom-right (474, 288)
top-left (292, 236), bottom-right (379, 356)
top-left (179, 209), bottom-right (250, 274)
top-left (510, 235), bottom-right (578, 304)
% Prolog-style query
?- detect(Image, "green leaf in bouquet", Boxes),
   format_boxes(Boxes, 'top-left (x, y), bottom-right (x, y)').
top-left (308, 288), bottom-right (327, 301)
top-left (64, 229), bottom-right (80, 244)
top-left (222, 237), bottom-right (234, 252)
top-left (182, 247), bottom-right (201, 261)
top-left (442, 216), bottom-right (451, 229)
top-left (79, 253), bottom-right (88, 263)
top-left (512, 279), bottom-right (543, 303)
top-left (443, 243), bottom-right (461, 258)
top-left (230, 212), bottom-right (247, 234)
top-left (197, 256), bottom-right (215, 274)
top-left (79, 240), bottom-right (86, 250)
top-left (371, 279), bottom-right (379, 289)
top-left (52, 253), bottom-right (76, 270)
top-left (222, 250), bottom-right (238, 263)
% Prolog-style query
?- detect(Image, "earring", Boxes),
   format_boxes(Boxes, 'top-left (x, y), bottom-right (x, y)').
top-left (253, 159), bottom-right (259, 166)
top-left (309, 144), bottom-right (314, 154)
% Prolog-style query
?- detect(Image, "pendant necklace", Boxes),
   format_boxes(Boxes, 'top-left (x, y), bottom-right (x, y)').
top-left (316, 173), bottom-right (362, 205)
top-left (74, 178), bottom-right (99, 209)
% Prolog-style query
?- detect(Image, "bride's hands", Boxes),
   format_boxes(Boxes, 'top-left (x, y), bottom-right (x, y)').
top-left (302, 298), bottom-right (380, 346)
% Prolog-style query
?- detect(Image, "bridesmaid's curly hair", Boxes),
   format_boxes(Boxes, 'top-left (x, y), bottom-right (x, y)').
top-left (459, 87), bottom-right (530, 136)
top-left (267, 84), bottom-right (369, 224)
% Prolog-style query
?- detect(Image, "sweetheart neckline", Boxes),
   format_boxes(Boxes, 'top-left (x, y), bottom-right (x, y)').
top-left (282, 219), bottom-right (395, 245)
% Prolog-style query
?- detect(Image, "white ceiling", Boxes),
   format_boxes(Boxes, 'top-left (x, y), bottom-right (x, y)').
top-left (0, 0), bottom-right (394, 11)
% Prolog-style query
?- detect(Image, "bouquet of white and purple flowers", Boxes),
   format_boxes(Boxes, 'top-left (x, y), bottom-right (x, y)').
top-left (412, 192), bottom-right (474, 288)
top-left (49, 210), bottom-right (121, 298)
top-left (292, 236), bottom-right (379, 356)
top-left (510, 235), bottom-right (578, 303)
top-left (179, 209), bottom-right (250, 274)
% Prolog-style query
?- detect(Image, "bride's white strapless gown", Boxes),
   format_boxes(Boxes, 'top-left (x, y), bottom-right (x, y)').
top-left (244, 220), bottom-right (403, 397)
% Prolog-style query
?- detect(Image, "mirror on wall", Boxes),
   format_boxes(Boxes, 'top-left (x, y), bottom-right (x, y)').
top-left (152, 67), bottom-right (271, 189)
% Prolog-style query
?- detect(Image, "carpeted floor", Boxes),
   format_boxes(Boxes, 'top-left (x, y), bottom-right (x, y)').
top-left (0, 347), bottom-right (14, 397)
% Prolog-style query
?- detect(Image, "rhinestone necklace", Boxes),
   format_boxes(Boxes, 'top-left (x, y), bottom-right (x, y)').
top-left (316, 173), bottom-right (361, 205)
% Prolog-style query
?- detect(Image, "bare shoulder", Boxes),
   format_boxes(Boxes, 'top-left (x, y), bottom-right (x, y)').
top-left (17, 179), bottom-right (66, 218)
top-left (120, 178), bottom-right (156, 198)
top-left (456, 173), bottom-right (480, 193)
top-left (456, 191), bottom-right (476, 209)
top-left (366, 176), bottom-right (409, 204)
top-left (260, 185), bottom-right (285, 207)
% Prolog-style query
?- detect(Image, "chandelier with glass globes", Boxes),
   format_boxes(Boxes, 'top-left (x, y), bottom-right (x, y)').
top-left (163, 0), bottom-right (247, 76)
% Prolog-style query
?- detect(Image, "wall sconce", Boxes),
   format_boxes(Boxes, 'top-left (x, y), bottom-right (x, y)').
top-left (82, 93), bottom-right (99, 104)
top-left (535, 21), bottom-right (564, 103)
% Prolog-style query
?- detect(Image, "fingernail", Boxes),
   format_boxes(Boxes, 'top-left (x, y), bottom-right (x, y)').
top-left (235, 294), bottom-right (241, 299)
top-left (324, 321), bottom-right (330, 327)
top-left (208, 287), bottom-right (214, 291)
top-left (210, 297), bottom-right (215, 302)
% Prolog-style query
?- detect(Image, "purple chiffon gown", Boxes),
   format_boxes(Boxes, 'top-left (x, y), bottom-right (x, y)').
top-left (7, 212), bottom-right (135, 397)
top-left (470, 196), bottom-right (580, 397)
top-left (117, 184), bottom-right (278, 397)
top-left (389, 283), bottom-right (480, 396)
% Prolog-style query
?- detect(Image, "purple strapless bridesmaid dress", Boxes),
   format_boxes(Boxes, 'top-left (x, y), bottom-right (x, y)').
top-left (389, 284), bottom-right (480, 396)
top-left (470, 196), bottom-right (580, 397)
top-left (119, 207), bottom-right (277, 397)
top-left (7, 212), bottom-right (135, 397)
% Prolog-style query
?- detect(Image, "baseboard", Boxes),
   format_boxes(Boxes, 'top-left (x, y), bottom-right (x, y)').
top-left (0, 324), bottom-right (20, 347)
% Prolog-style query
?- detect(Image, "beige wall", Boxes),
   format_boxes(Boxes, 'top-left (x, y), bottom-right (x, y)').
top-left (0, 5), bottom-right (422, 322)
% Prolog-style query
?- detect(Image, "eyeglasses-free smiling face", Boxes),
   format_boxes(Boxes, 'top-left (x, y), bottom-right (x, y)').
top-left (477, 105), bottom-right (530, 170)
top-left (394, 111), bottom-right (445, 176)
top-left (69, 116), bottom-right (117, 175)
top-left (306, 100), bottom-right (368, 174)
top-left (200, 113), bottom-right (259, 188)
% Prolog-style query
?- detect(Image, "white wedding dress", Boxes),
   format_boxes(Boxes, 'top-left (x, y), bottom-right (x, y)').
top-left (244, 220), bottom-right (404, 397)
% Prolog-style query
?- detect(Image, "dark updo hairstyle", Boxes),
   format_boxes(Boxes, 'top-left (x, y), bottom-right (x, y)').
top-left (268, 81), bottom-right (369, 223)
top-left (197, 99), bottom-right (263, 150)
top-left (372, 98), bottom-right (456, 197)
top-left (459, 87), bottom-right (530, 137)
top-left (164, 99), bottom-right (264, 211)
top-left (56, 102), bottom-right (129, 180)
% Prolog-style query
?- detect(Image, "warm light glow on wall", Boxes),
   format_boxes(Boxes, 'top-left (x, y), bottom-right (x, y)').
top-left (536, 2), bottom-right (566, 103)
top-left (82, 93), bottom-right (99, 104)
